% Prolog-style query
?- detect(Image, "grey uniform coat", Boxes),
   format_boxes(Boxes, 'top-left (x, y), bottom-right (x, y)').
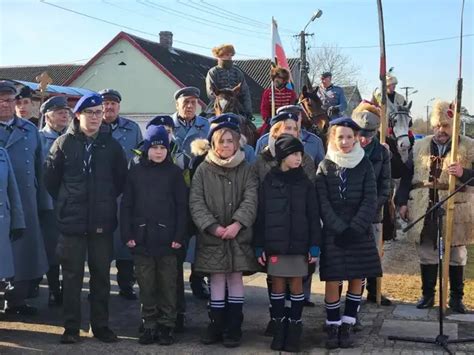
top-left (0, 147), bottom-right (25, 279)
top-left (0, 117), bottom-right (49, 281)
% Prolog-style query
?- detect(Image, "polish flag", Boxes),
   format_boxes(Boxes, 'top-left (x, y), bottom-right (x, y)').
top-left (271, 17), bottom-right (292, 81)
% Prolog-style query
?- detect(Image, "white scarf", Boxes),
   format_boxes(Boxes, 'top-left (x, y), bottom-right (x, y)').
top-left (206, 148), bottom-right (245, 169)
top-left (268, 135), bottom-right (276, 157)
top-left (326, 141), bottom-right (365, 169)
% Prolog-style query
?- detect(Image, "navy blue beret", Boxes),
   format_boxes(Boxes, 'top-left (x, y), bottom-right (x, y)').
top-left (40, 96), bottom-right (69, 115)
top-left (0, 80), bottom-right (17, 95)
top-left (329, 117), bottom-right (361, 130)
top-left (146, 115), bottom-right (174, 129)
top-left (174, 86), bottom-right (200, 100)
top-left (73, 93), bottom-right (103, 113)
top-left (143, 125), bottom-right (170, 152)
top-left (209, 113), bottom-right (241, 126)
top-left (207, 121), bottom-right (240, 141)
top-left (270, 111), bottom-right (299, 126)
top-left (16, 86), bottom-right (33, 100)
top-left (98, 88), bottom-right (122, 103)
top-left (276, 105), bottom-right (303, 115)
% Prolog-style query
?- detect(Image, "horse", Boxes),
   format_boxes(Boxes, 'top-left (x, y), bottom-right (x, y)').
top-left (298, 85), bottom-right (330, 145)
top-left (211, 83), bottom-right (259, 147)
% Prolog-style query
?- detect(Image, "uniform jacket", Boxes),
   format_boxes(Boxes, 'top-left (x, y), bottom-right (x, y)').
top-left (317, 84), bottom-right (347, 119)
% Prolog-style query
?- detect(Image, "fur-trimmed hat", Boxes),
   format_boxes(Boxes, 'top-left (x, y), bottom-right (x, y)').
top-left (430, 100), bottom-right (454, 127)
top-left (352, 101), bottom-right (380, 137)
top-left (212, 44), bottom-right (235, 58)
top-left (386, 73), bottom-right (398, 86)
top-left (271, 66), bottom-right (290, 80)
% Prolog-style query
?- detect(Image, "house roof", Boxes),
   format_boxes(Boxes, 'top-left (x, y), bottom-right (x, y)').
top-left (0, 64), bottom-right (81, 85)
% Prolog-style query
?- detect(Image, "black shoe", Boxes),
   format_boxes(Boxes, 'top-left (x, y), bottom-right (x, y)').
top-left (4, 304), bottom-right (37, 316)
top-left (284, 320), bottom-right (302, 353)
top-left (222, 329), bottom-right (241, 348)
top-left (119, 288), bottom-right (137, 300)
top-left (158, 326), bottom-right (174, 346)
top-left (339, 323), bottom-right (354, 348)
top-left (175, 313), bottom-right (185, 333)
top-left (201, 309), bottom-right (224, 344)
top-left (93, 327), bottom-right (119, 343)
top-left (449, 297), bottom-right (468, 314)
top-left (270, 318), bottom-right (286, 351)
top-left (353, 317), bottom-right (364, 332)
top-left (264, 319), bottom-right (276, 337)
top-left (138, 328), bottom-right (158, 345)
top-left (325, 324), bottom-right (340, 349)
top-left (223, 303), bottom-right (243, 348)
top-left (416, 295), bottom-right (435, 309)
top-left (48, 291), bottom-right (63, 307)
top-left (367, 293), bottom-right (393, 306)
top-left (60, 329), bottom-right (80, 344)
top-left (303, 300), bottom-right (316, 307)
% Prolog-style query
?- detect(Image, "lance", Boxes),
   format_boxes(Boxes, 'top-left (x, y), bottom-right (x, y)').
top-left (36, 71), bottom-right (53, 129)
top-left (442, 0), bottom-right (466, 312)
top-left (375, 0), bottom-right (387, 306)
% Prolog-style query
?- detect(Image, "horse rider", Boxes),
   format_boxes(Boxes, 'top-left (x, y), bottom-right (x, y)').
top-left (205, 44), bottom-right (253, 119)
top-left (317, 72), bottom-right (347, 121)
top-left (373, 71), bottom-right (406, 114)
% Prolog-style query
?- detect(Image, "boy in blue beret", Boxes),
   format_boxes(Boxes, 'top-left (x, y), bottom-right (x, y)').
top-left (121, 125), bottom-right (188, 345)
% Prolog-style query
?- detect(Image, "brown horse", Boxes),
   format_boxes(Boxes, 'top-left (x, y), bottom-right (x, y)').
top-left (298, 85), bottom-right (330, 145)
top-left (211, 83), bottom-right (259, 147)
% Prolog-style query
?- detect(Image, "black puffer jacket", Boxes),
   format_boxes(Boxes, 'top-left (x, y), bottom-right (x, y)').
top-left (315, 157), bottom-right (382, 281)
top-left (120, 158), bottom-right (188, 257)
top-left (254, 167), bottom-right (321, 256)
top-left (44, 122), bottom-right (127, 236)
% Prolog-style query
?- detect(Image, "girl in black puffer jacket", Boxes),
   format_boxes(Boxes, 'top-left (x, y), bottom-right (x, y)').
top-left (255, 134), bottom-right (321, 352)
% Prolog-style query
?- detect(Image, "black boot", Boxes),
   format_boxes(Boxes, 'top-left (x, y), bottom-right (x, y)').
top-left (284, 319), bottom-right (302, 353)
top-left (201, 308), bottom-right (224, 344)
top-left (366, 277), bottom-right (392, 306)
top-left (339, 322), bottom-right (354, 348)
top-left (223, 303), bottom-right (243, 348)
top-left (47, 265), bottom-right (62, 306)
top-left (416, 264), bottom-right (437, 309)
top-left (158, 326), bottom-right (174, 345)
top-left (138, 327), bottom-right (158, 345)
top-left (449, 265), bottom-right (468, 314)
top-left (270, 317), bottom-right (287, 351)
top-left (325, 324), bottom-right (340, 349)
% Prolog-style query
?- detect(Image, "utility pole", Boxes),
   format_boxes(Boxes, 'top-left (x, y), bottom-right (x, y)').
top-left (425, 105), bottom-right (430, 134)
top-left (296, 31), bottom-right (313, 91)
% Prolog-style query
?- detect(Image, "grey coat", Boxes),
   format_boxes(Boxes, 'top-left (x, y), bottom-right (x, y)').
top-left (2, 117), bottom-right (49, 281)
top-left (0, 147), bottom-right (25, 279)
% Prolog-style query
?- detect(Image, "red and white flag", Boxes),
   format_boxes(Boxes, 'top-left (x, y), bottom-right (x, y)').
top-left (271, 17), bottom-right (292, 78)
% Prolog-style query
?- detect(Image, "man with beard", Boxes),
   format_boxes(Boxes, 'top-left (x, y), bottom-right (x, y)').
top-left (397, 100), bottom-right (474, 314)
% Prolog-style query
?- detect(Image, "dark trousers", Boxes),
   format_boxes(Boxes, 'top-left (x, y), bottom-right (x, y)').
top-left (135, 254), bottom-right (177, 329)
top-left (4, 280), bottom-right (29, 307)
top-left (116, 260), bottom-right (135, 291)
top-left (176, 248), bottom-right (186, 315)
top-left (56, 233), bottom-right (113, 331)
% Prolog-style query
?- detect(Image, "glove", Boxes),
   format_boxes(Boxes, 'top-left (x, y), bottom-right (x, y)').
top-left (255, 247), bottom-right (264, 258)
top-left (327, 106), bottom-right (340, 117)
top-left (334, 227), bottom-right (358, 248)
top-left (10, 228), bottom-right (25, 242)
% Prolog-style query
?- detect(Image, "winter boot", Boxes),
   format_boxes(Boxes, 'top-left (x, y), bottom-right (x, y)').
top-left (270, 317), bottom-right (287, 351)
top-left (339, 322), bottom-right (354, 348)
top-left (223, 302), bottom-right (243, 348)
top-left (325, 324), bottom-right (340, 349)
top-left (284, 319), bottom-right (302, 353)
top-left (201, 307), bottom-right (225, 344)
top-left (449, 265), bottom-right (468, 314)
top-left (416, 264), bottom-right (438, 309)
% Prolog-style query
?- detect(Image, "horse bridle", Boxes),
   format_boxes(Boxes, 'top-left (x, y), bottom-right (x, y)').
top-left (388, 110), bottom-right (412, 141)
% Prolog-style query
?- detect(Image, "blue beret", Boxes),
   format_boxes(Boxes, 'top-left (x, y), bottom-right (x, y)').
top-left (207, 121), bottom-right (240, 141)
top-left (143, 125), bottom-right (170, 152)
top-left (270, 111), bottom-right (299, 126)
top-left (98, 88), bottom-right (122, 102)
top-left (174, 86), bottom-right (200, 100)
top-left (73, 93), bottom-right (103, 114)
top-left (329, 117), bottom-right (361, 130)
top-left (146, 115), bottom-right (174, 129)
top-left (0, 80), bottom-right (17, 95)
top-left (209, 113), bottom-right (241, 126)
top-left (40, 96), bottom-right (69, 115)
top-left (16, 86), bottom-right (33, 100)
top-left (276, 105), bottom-right (303, 115)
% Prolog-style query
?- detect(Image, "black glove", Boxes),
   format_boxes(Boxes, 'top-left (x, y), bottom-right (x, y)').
top-left (10, 228), bottom-right (25, 242)
top-left (327, 106), bottom-right (340, 117)
top-left (334, 227), bottom-right (358, 249)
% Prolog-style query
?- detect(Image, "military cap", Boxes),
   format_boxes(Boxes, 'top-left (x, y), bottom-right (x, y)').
top-left (15, 86), bottom-right (33, 100)
top-left (174, 86), bottom-right (200, 101)
top-left (98, 88), bottom-right (122, 103)
top-left (329, 117), bottom-right (361, 131)
top-left (207, 121), bottom-right (240, 141)
top-left (0, 80), bottom-right (17, 95)
top-left (321, 71), bottom-right (332, 79)
top-left (352, 111), bottom-right (380, 138)
top-left (146, 115), bottom-right (174, 129)
top-left (73, 93), bottom-right (103, 114)
top-left (276, 105), bottom-right (304, 115)
top-left (209, 113), bottom-right (240, 126)
top-left (269, 111), bottom-right (299, 127)
top-left (40, 96), bottom-right (69, 115)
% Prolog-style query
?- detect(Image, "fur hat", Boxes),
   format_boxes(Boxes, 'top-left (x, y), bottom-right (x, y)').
top-left (386, 73), bottom-right (398, 86)
top-left (430, 100), bottom-right (454, 127)
top-left (271, 66), bottom-right (290, 80)
top-left (352, 100), bottom-right (381, 118)
top-left (212, 44), bottom-right (235, 58)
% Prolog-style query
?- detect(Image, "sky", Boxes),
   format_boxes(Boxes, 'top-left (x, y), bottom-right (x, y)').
top-left (0, 0), bottom-right (473, 120)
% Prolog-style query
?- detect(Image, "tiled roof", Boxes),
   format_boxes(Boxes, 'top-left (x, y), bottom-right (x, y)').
top-left (0, 64), bottom-right (81, 85)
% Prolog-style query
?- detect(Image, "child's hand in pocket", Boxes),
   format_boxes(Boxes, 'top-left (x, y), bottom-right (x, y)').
top-left (126, 240), bottom-right (136, 248)
top-left (171, 241), bottom-right (182, 249)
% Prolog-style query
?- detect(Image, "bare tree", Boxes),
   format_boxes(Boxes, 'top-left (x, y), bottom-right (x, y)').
top-left (307, 43), bottom-right (361, 87)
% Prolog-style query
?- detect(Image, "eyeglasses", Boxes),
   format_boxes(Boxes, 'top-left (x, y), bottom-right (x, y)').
top-left (82, 109), bottom-right (103, 117)
top-left (0, 98), bottom-right (15, 104)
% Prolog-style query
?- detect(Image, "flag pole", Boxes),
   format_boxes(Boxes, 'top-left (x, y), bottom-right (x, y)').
top-left (442, 0), bottom-right (465, 312)
top-left (271, 17), bottom-right (276, 117)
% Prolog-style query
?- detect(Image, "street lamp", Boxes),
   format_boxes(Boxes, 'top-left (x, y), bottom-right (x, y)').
top-left (299, 9), bottom-right (323, 91)
top-left (426, 97), bottom-right (435, 133)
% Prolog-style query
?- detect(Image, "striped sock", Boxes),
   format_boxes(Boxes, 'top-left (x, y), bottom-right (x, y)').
top-left (344, 292), bottom-right (362, 324)
top-left (270, 292), bottom-right (286, 319)
top-left (210, 299), bottom-right (226, 310)
top-left (227, 295), bottom-right (244, 305)
top-left (325, 298), bottom-right (341, 325)
top-left (289, 293), bottom-right (305, 322)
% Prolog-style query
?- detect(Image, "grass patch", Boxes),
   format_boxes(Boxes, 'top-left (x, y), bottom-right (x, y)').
top-left (466, 245), bottom-right (474, 280)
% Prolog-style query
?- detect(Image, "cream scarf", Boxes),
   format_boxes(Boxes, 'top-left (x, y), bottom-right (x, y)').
top-left (206, 148), bottom-right (245, 169)
top-left (326, 141), bottom-right (365, 168)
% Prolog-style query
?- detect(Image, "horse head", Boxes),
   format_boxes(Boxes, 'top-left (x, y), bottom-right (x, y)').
top-left (213, 83), bottom-right (242, 116)
top-left (388, 101), bottom-right (413, 163)
top-left (298, 85), bottom-right (329, 135)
